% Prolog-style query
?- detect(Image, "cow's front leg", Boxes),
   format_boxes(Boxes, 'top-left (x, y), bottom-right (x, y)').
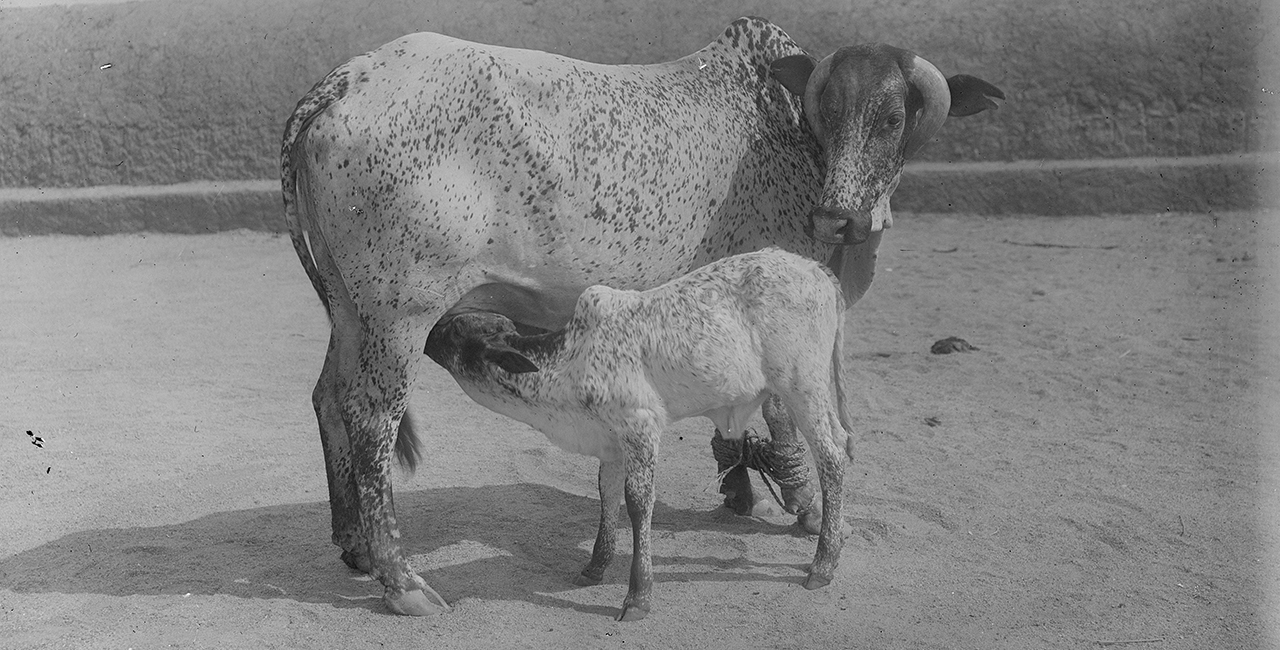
top-left (712, 398), bottom-right (819, 532)
top-left (761, 395), bottom-right (822, 534)
top-left (711, 428), bottom-right (754, 516)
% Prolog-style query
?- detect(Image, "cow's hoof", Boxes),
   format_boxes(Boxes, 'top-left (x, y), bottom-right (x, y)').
top-left (797, 510), bottom-right (823, 535)
top-left (781, 483), bottom-right (816, 514)
top-left (340, 549), bottom-right (373, 574)
top-left (803, 572), bottom-right (832, 591)
top-left (572, 571), bottom-right (603, 587)
top-left (719, 466), bottom-right (754, 516)
top-left (616, 602), bottom-right (650, 622)
top-left (385, 587), bottom-right (450, 617)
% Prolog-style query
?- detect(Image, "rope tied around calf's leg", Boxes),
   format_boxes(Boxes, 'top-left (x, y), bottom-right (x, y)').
top-left (710, 430), bottom-right (814, 513)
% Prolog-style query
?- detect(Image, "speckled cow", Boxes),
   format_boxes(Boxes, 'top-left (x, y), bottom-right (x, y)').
top-left (425, 248), bottom-right (855, 621)
top-left (280, 16), bottom-right (1002, 616)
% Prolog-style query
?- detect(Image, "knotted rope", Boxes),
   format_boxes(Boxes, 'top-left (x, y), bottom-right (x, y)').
top-left (710, 429), bottom-right (812, 512)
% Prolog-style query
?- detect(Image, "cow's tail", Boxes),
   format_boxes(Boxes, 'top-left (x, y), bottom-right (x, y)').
top-left (281, 65), bottom-right (355, 318)
top-left (280, 63), bottom-right (425, 473)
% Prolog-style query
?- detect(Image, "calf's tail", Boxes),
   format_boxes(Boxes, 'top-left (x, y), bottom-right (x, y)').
top-left (831, 312), bottom-right (856, 462)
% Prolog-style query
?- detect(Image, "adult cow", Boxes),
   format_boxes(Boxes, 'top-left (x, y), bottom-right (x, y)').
top-left (281, 16), bottom-right (1002, 616)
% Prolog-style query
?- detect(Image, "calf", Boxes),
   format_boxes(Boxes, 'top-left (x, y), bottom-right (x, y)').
top-left (424, 248), bottom-right (855, 621)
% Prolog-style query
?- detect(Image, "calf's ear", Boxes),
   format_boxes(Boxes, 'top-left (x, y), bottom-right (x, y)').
top-left (487, 348), bottom-right (541, 374)
top-left (946, 74), bottom-right (1005, 117)
top-left (770, 54), bottom-right (817, 96)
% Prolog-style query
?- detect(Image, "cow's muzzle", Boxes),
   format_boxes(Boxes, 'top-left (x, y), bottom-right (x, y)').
top-left (806, 206), bottom-right (873, 246)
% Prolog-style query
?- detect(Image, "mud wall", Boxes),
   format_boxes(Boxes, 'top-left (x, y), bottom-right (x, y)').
top-left (2, 0), bottom-right (1271, 187)
top-left (0, 0), bottom-right (1273, 228)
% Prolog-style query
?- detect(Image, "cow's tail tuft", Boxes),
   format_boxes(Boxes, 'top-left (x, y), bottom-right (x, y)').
top-left (396, 410), bottom-right (424, 473)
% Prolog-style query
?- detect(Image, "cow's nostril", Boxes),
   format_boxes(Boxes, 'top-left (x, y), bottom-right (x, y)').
top-left (807, 207), bottom-right (870, 246)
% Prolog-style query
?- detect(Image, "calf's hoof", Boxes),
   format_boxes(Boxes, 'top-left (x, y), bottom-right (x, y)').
top-left (803, 572), bottom-right (832, 591)
top-left (385, 587), bottom-right (450, 617)
top-left (616, 601), bottom-right (650, 622)
top-left (572, 571), bottom-right (604, 587)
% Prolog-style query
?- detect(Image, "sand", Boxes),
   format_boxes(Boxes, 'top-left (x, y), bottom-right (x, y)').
top-left (1, 210), bottom-right (1276, 649)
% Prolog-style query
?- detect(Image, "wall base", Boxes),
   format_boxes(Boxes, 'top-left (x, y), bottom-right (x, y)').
top-left (1, 155), bottom-right (1272, 236)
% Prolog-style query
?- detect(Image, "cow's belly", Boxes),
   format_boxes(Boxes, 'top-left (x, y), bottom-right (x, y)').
top-left (415, 152), bottom-right (729, 330)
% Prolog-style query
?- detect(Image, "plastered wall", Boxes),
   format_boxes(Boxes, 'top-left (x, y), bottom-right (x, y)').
top-left (1, 0), bottom-right (1271, 190)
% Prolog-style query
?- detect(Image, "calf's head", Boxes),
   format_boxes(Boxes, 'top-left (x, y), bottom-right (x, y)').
top-left (771, 44), bottom-right (1004, 245)
top-left (425, 311), bottom-right (542, 378)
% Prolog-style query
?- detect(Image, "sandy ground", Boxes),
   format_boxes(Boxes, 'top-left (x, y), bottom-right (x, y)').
top-left (1, 211), bottom-right (1277, 649)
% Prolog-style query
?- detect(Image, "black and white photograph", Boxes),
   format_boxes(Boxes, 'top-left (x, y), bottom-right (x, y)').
top-left (2, 0), bottom-right (1276, 647)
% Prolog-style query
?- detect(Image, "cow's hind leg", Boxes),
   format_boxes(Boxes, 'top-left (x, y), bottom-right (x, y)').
top-left (574, 458), bottom-right (626, 586)
top-left (314, 327), bottom-right (423, 574)
top-left (332, 315), bottom-right (448, 617)
top-left (313, 322), bottom-right (370, 572)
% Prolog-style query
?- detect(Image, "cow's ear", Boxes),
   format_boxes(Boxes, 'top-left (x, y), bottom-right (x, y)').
top-left (487, 348), bottom-right (540, 374)
top-left (770, 54), bottom-right (817, 96)
top-left (946, 74), bottom-right (1005, 117)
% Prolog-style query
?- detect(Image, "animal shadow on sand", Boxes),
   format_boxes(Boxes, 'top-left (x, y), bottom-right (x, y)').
top-left (0, 484), bottom-right (805, 617)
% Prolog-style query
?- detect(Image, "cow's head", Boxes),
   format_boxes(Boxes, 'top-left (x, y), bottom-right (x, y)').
top-left (771, 44), bottom-right (1004, 245)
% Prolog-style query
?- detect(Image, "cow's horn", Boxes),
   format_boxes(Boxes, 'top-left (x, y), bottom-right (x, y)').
top-left (802, 54), bottom-right (836, 143)
top-left (902, 55), bottom-right (950, 158)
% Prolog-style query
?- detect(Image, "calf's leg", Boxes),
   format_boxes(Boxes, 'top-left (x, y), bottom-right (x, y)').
top-left (619, 461), bottom-right (656, 621)
top-left (575, 459), bottom-right (626, 586)
top-left (782, 397), bottom-right (847, 590)
top-left (804, 428), bottom-right (846, 590)
top-left (617, 420), bottom-right (660, 622)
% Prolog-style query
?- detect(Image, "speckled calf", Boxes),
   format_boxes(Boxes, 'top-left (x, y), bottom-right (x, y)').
top-left (424, 248), bottom-right (856, 621)
top-left (279, 16), bottom-right (1002, 616)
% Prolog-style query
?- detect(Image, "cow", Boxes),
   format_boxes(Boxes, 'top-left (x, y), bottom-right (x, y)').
top-left (280, 16), bottom-right (1003, 616)
top-left (424, 248), bottom-right (855, 621)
